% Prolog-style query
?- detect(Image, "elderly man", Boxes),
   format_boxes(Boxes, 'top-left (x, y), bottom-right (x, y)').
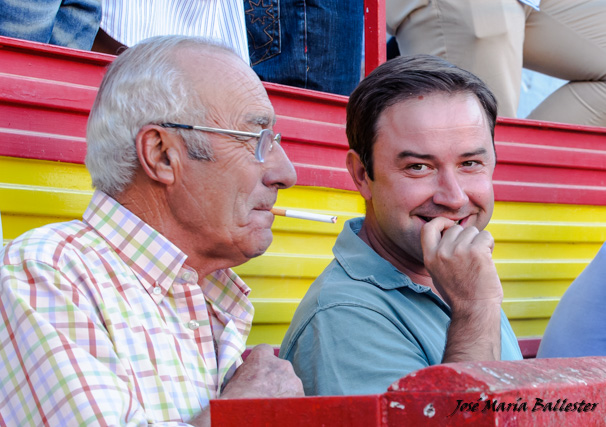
top-left (0, 36), bottom-right (302, 425)
top-left (280, 55), bottom-right (523, 396)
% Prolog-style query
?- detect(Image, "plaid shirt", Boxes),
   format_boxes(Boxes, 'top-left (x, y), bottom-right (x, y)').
top-left (0, 190), bottom-right (254, 426)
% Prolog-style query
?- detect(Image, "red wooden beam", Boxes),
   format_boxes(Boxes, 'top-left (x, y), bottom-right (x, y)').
top-left (212, 394), bottom-right (384, 427)
top-left (386, 357), bottom-right (606, 425)
top-left (364, 0), bottom-right (387, 75)
top-left (3, 35), bottom-right (606, 205)
top-left (211, 357), bottom-right (606, 426)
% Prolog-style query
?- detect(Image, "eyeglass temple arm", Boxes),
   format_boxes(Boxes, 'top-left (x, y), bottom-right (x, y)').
top-left (160, 123), bottom-right (261, 138)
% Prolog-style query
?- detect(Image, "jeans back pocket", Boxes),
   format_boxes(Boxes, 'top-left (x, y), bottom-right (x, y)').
top-left (244, 0), bottom-right (281, 66)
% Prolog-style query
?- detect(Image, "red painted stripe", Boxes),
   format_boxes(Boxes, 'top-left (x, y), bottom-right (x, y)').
top-left (3, 36), bottom-right (606, 205)
top-left (0, 36), bottom-right (111, 86)
top-left (364, 0), bottom-right (387, 76)
top-left (0, 73), bottom-right (98, 113)
top-left (518, 338), bottom-right (541, 359)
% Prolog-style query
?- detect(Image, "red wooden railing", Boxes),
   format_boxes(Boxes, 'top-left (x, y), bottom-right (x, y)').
top-left (212, 357), bottom-right (606, 426)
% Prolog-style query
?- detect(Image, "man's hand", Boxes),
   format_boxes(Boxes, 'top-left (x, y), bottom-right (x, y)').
top-left (192, 345), bottom-right (303, 426)
top-left (421, 217), bottom-right (503, 309)
top-left (421, 217), bottom-right (503, 363)
top-left (220, 344), bottom-right (304, 399)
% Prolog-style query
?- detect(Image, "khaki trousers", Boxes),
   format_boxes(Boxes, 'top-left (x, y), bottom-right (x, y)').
top-left (387, 0), bottom-right (606, 127)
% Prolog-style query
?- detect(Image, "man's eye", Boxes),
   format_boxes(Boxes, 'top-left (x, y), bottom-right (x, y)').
top-left (462, 160), bottom-right (480, 167)
top-left (408, 164), bottom-right (427, 171)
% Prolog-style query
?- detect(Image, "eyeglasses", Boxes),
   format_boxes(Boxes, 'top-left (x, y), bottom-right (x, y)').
top-left (160, 122), bottom-right (281, 163)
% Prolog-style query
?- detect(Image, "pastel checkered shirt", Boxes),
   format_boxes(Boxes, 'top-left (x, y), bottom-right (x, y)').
top-left (0, 190), bottom-right (254, 425)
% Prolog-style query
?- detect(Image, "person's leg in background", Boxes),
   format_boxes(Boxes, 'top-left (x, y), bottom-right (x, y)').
top-left (0, 0), bottom-right (100, 50)
top-left (523, 0), bottom-right (606, 127)
top-left (0, 0), bottom-right (64, 45)
top-left (51, 0), bottom-right (101, 50)
top-left (388, 0), bottom-right (526, 118)
top-left (245, 0), bottom-right (364, 96)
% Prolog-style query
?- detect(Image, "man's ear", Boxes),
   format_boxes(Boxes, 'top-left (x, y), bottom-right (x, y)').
top-left (135, 125), bottom-right (182, 185)
top-left (346, 149), bottom-right (372, 201)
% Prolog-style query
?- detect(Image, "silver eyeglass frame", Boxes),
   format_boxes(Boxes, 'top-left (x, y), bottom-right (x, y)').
top-left (160, 122), bottom-right (281, 163)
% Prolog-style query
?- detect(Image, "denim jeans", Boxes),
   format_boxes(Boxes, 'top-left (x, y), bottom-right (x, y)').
top-left (244, 0), bottom-right (364, 96)
top-left (0, 0), bottom-right (101, 50)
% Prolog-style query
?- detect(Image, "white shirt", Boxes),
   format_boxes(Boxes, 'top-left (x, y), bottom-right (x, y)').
top-left (518, 0), bottom-right (540, 10)
top-left (101, 0), bottom-right (249, 62)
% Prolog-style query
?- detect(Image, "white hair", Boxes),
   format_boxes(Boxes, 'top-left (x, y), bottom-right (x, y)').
top-left (85, 35), bottom-right (239, 196)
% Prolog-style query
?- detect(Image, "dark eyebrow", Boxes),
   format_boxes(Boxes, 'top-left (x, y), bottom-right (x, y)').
top-left (397, 148), bottom-right (489, 160)
top-left (461, 148), bottom-right (489, 158)
top-left (397, 150), bottom-right (435, 161)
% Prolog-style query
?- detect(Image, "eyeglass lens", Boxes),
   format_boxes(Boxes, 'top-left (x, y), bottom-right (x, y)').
top-left (256, 129), bottom-right (274, 163)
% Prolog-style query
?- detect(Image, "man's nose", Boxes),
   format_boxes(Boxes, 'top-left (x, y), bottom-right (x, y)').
top-left (432, 170), bottom-right (469, 209)
top-left (262, 142), bottom-right (297, 189)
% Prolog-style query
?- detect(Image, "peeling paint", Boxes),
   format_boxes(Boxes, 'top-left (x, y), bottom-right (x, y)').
top-left (481, 367), bottom-right (501, 378)
top-left (423, 403), bottom-right (435, 418)
top-left (389, 401), bottom-right (405, 410)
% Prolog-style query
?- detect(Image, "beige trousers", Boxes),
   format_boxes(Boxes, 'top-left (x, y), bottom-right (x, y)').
top-left (387, 0), bottom-right (606, 127)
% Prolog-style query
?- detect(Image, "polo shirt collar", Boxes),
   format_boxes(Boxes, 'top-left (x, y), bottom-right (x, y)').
top-left (333, 217), bottom-right (431, 293)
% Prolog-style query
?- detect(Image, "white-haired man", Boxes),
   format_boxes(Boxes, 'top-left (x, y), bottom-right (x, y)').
top-left (0, 36), bottom-right (302, 426)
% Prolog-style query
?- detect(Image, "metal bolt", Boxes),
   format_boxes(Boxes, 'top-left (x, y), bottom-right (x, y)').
top-left (423, 403), bottom-right (435, 418)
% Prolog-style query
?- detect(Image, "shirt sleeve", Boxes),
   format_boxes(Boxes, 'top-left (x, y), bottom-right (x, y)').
top-left (537, 242), bottom-right (606, 358)
top-left (0, 259), bottom-right (184, 426)
top-left (282, 303), bottom-right (430, 396)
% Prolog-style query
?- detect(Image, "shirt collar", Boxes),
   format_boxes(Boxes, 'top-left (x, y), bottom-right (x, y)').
top-left (202, 269), bottom-right (253, 335)
top-left (82, 190), bottom-right (189, 300)
top-left (333, 217), bottom-right (431, 293)
top-left (83, 191), bottom-right (252, 307)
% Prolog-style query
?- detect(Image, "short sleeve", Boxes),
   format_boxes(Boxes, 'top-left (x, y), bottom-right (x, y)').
top-left (282, 303), bottom-right (430, 396)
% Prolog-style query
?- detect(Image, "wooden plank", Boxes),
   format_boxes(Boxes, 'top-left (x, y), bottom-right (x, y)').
top-left (211, 358), bottom-right (606, 425)
top-left (3, 36), bottom-right (606, 205)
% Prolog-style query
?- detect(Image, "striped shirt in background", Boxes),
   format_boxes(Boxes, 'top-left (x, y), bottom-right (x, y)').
top-left (0, 190), bottom-right (254, 425)
top-left (101, 0), bottom-right (250, 62)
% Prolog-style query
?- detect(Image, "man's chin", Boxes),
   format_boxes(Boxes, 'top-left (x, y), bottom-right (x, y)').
top-left (245, 230), bottom-right (273, 259)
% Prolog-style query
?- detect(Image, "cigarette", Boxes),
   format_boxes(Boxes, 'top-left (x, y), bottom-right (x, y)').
top-left (271, 208), bottom-right (337, 224)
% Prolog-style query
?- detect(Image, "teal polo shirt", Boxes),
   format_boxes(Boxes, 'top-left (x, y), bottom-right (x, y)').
top-left (280, 217), bottom-right (523, 396)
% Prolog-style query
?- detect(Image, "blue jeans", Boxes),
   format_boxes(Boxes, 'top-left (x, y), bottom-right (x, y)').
top-left (244, 0), bottom-right (364, 96)
top-left (0, 0), bottom-right (101, 50)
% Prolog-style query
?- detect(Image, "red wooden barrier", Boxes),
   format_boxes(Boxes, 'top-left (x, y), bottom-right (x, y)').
top-left (211, 357), bottom-right (606, 426)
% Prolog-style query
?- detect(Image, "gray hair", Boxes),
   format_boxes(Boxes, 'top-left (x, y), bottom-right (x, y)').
top-left (85, 35), bottom-right (238, 196)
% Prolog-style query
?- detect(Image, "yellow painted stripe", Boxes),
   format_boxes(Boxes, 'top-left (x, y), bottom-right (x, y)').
top-left (0, 156), bottom-right (92, 190)
top-left (509, 319), bottom-right (550, 339)
top-left (0, 185), bottom-right (92, 217)
top-left (3, 155), bottom-right (606, 345)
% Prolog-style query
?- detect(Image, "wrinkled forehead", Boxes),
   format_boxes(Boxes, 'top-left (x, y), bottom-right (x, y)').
top-left (179, 47), bottom-right (274, 121)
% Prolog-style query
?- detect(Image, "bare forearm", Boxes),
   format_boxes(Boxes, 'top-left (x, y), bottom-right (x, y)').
top-left (442, 302), bottom-right (501, 363)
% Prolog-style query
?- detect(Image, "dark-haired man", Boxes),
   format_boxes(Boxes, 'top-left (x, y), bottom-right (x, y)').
top-left (280, 54), bottom-right (522, 396)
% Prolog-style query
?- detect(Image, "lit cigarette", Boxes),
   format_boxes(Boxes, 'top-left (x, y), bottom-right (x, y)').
top-left (271, 208), bottom-right (337, 224)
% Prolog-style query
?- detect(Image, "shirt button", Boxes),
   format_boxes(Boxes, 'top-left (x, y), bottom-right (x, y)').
top-left (152, 286), bottom-right (162, 295)
top-left (182, 272), bottom-right (192, 281)
top-left (188, 320), bottom-right (200, 330)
